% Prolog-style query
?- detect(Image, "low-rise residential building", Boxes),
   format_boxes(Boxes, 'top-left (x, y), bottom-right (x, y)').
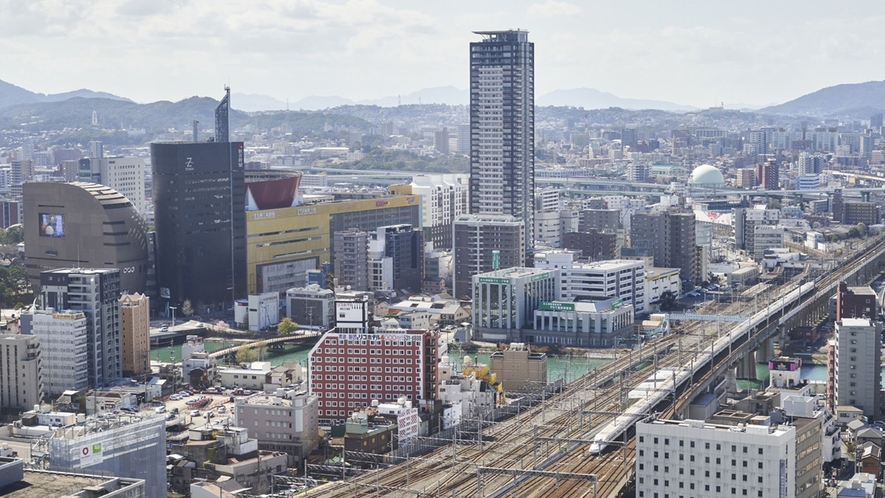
top-left (388, 310), bottom-right (431, 330)
top-left (437, 362), bottom-right (500, 423)
top-left (219, 362), bottom-right (273, 390)
top-left (387, 296), bottom-right (470, 328)
top-left (172, 424), bottom-right (287, 495)
top-left (233, 389), bottom-right (320, 466)
top-left (342, 411), bottom-right (397, 454)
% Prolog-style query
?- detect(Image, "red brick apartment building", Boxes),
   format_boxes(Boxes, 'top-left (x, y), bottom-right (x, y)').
top-left (308, 328), bottom-right (439, 422)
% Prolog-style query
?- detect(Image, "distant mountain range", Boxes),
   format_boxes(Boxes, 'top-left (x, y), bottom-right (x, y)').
top-left (536, 88), bottom-right (698, 112)
top-left (0, 79), bottom-right (131, 110)
top-left (759, 81), bottom-right (885, 118)
top-left (281, 86), bottom-right (699, 112)
top-left (4, 76), bottom-right (885, 118)
top-left (0, 95), bottom-right (373, 136)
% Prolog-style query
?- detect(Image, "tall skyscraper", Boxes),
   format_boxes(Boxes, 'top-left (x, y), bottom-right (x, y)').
top-left (469, 30), bottom-right (534, 264)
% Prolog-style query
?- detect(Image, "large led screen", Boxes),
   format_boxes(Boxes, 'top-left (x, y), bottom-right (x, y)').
top-left (39, 213), bottom-right (65, 237)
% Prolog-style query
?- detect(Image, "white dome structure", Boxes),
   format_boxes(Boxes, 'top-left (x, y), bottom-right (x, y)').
top-left (688, 164), bottom-right (725, 187)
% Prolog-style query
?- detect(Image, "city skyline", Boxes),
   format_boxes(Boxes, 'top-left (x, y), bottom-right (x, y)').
top-left (3, 0), bottom-right (885, 108)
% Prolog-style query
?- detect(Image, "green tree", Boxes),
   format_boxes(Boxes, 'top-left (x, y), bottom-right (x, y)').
top-left (659, 290), bottom-right (678, 312)
top-left (7, 266), bottom-right (28, 293)
top-left (0, 226), bottom-right (23, 245)
top-left (277, 317), bottom-right (298, 335)
top-left (235, 345), bottom-right (258, 364)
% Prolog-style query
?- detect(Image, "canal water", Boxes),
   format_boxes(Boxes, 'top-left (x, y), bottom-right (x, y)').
top-left (150, 340), bottom-right (315, 367)
top-left (152, 342), bottom-right (879, 389)
top-left (150, 341), bottom-right (611, 383)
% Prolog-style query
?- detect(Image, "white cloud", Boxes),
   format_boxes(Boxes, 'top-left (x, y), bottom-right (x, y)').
top-left (3, 1), bottom-right (885, 107)
top-left (527, 0), bottom-right (581, 18)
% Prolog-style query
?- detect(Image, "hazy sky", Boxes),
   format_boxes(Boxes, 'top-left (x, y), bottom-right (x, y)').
top-left (2, 0), bottom-right (885, 107)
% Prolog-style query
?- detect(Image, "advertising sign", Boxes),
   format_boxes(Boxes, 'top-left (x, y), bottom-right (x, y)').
top-left (397, 408), bottom-right (420, 449)
top-left (78, 442), bottom-right (103, 466)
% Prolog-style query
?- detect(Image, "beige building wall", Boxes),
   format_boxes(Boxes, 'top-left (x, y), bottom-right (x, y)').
top-left (120, 293), bottom-right (150, 377)
top-left (489, 347), bottom-right (547, 393)
top-left (0, 333), bottom-right (43, 410)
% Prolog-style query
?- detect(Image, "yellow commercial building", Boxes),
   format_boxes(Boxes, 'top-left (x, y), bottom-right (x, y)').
top-left (246, 195), bottom-right (420, 295)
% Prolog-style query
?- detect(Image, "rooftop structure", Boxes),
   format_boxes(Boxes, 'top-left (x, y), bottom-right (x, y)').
top-left (0, 463), bottom-right (145, 498)
top-left (688, 164), bottom-right (725, 187)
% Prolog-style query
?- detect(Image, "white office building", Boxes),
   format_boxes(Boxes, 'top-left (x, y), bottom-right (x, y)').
top-left (472, 267), bottom-right (559, 342)
top-left (25, 310), bottom-right (89, 396)
top-left (408, 174), bottom-right (468, 250)
top-left (796, 175), bottom-right (821, 190)
top-left (79, 156), bottom-right (146, 214)
top-left (534, 252), bottom-right (646, 314)
top-left (752, 225), bottom-right (786, 260)
top-left (534, 209), bottom-right (562, 248)
top-left (636, 418), bottom-right (796, 498)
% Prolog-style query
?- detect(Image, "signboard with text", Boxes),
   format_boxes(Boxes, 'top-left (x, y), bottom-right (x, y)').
top-left (540, 302), bottom-right (575, 312)
top-left (478, 277), bottom-right (510, 285)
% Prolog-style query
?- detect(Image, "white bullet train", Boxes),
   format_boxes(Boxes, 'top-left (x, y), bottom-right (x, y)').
top-left (589, 281), bottom-right (815, 455)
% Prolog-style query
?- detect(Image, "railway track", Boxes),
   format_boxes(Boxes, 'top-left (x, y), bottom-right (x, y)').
top-left (306, 329), bottom-right (714, 497)
top-left (302, 235), bottom-right (885, 497)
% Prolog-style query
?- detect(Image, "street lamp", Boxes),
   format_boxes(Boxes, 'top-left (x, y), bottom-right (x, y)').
top-left (170, 306), bottom-right (178, 330)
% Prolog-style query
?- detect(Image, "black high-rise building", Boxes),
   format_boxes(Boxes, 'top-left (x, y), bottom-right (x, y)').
top-left (151, 141), bottom-right (246, 308)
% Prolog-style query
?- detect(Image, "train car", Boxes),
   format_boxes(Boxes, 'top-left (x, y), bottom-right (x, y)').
top-left (590, 281), bottom-right (817, 456)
